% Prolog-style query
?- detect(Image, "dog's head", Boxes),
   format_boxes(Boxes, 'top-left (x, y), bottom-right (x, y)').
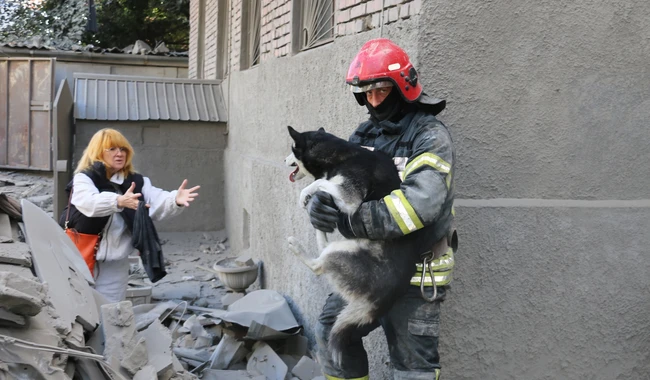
top-left (286, 126), bottom-right (333, 182)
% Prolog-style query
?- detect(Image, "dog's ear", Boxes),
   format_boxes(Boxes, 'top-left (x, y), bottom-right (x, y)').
top-left (287, 126), bottom-right (302, 142)
top-left (287, 125), bottom-right (301, 141)
top-left (317, 127), bottom-right (326, 133)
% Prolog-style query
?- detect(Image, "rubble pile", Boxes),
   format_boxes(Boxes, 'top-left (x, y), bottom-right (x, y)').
top-left (0, 171), bottom-right (54, 217)
top-left (0, 170), bottom-right (326, 379)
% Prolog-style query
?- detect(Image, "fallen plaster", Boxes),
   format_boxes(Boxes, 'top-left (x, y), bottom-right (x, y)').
top-left (0, 270), bottom-right (46, 316)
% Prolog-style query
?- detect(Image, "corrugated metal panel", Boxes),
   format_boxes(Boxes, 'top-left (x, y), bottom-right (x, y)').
top-left (73, 74), bottom-right (226, 122)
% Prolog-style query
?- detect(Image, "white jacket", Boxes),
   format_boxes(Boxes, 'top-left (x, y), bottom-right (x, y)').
top-left (71, 172), bottom-right (184, 262)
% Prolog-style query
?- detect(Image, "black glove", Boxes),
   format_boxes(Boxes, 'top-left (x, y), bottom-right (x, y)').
top-left (307, 191), bottom-right (339, 232)
top-left (337, 210), bottom-right (369, 239)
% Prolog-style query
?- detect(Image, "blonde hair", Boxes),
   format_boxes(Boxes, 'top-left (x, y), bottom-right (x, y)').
top-left (75, 128), bottom-right (136, 177)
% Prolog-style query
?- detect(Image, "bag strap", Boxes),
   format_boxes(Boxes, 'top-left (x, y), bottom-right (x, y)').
top-left (64, 187), bottom-right (73, 229)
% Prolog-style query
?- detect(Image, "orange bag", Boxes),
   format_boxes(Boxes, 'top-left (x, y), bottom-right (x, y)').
top-left (65, 228), bottom-right (101, 274)
top-left (62, 187), bottom-right (102, 275)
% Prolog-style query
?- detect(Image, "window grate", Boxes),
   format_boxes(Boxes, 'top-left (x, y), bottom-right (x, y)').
top-left (248, 0), bottom-right (261, 67)
top-left (300, 0), bottom-right (334, 51)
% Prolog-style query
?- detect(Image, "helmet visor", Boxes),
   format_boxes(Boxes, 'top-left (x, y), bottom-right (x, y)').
top-left (350, 81), bottom-right (394, 93)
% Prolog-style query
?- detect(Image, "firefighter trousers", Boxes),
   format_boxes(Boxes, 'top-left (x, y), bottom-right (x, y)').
top-left (315, 286), bottom-right (446, 380)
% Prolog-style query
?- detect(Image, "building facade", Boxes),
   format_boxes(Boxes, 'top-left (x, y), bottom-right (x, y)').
top-left (189, 1), bottom-right (650, 379)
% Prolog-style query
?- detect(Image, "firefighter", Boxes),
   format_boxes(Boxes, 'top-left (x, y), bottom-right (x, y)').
top-left (307, 38), bottom-right (457, 380)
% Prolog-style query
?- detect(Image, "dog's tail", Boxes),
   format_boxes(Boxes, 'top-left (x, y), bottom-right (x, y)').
top-left (329, 299), bottom-right (376, 366)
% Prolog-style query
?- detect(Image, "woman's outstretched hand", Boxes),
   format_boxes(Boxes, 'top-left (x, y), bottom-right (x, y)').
top-left (175, 179), bottom-right (200, 207)
top-left (117, 182), bottom-right (144, 210)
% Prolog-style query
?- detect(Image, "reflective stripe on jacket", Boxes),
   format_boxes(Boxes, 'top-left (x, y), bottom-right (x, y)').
top-left (349, 110), bottom-right (456, 286)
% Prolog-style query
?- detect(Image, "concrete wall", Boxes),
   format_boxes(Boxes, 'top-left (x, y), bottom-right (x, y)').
top-left (417, 1), bottom-right (650, 379)
top-left (197, 0), bottom-right (650, 378)
top-left (74, 120), bottom-right (226, 232)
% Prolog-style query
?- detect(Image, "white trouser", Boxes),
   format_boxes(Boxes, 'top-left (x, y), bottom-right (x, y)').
top-left (93, 258), bottom-right (130, 303)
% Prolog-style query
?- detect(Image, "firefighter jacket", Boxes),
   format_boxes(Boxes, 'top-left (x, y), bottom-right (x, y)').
top-left (348, 109), bottom-right (456, 286)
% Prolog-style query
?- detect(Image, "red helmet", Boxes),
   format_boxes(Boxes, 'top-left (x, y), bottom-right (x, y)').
top-left (346, 38), bottom-right (423, 105)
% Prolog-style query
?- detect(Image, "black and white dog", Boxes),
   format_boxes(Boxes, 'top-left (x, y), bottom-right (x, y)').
top-left (285, 126), bottom-right (427, 362)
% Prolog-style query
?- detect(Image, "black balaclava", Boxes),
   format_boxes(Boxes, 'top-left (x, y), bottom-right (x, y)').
top-left (364, 87), bottom-right (404, 123)
top-left (363, 87), bottom-right (418, 134)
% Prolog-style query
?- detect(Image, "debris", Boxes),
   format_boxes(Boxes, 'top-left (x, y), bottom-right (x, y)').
top-left (0, 242), bottom-right (32, 267)
top-left (209, 334), bottom-right (248, 370)
top-left (292, 356), bottom-right (323, 380)
top-left (207, 290), bottom-right (300, 331)
top-left (0, 173), bottom-right (324, 380)
top-left (247, 341), bottom-right (289, 380)
top-left (201, 369), bottom-right (265, 380)
top-left (235, 254), bottom-right (254, 267)
top-left (139, 319), bottom-right (175, 379)
top-left (0, 271), bottom-right (46, 316)
top-left (221, 292), bottom-right (245, 308)
top-left (120, 337), bottom-right (149, 375)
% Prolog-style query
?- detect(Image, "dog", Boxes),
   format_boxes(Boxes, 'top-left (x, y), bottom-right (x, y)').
top-left (285, 126), bottom-right (430, 363)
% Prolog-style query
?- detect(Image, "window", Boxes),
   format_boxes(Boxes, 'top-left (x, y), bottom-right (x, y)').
top-left (293, 0), bottom-right (334, 53)
top-left (241, 0), bottom-right (261, 69)
top-left (216, 0), bottom-right (229, 79)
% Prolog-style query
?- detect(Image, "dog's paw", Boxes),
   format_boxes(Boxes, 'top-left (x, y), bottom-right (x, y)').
top-left (299, 192), bottom-right (313, 209)
top-left (287, 236), bottom-right (304, 257)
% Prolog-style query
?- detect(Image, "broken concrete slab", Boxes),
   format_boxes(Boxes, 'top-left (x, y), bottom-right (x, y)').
top-left (206, 290), bottom-right (300, 331)
top-left (0, 308), bottom-right (25, 327)
top-left (120, 336), bottom-right (149, 376)
top-left (279, 354), bottom-right (300, 375)
top-left (133, 300), bottom-right (179, 331)
top-left (101, 301), bottom-right (138, 369)
top-left (0, 213), bottom-right (13, 242)
top-left (0, 241), bottom-right (31, 267)
top-left (22, 200), bottom-right (94, 285)
top-left (139, 318), bottom-right (175, 380)
top-left (201, 369), bottom-right (266, 380)
top-left (209, 334), bottom-right (248, 370)
top-left (291, 356), bottom-right (323, 380)
top-left (64, 322), bottom-right (85, 349)
top-left (21, 200), bottom-right (99, 332)
top-left (246, 341), bottom-right (288, 380)
top-left (172, 347), bottom-right (212, 363)
top-left (133, 364), bottom-right (157, 380)
top-left (0, 270), bottom-right (46, 316)
top-left (235, 254), bottom-right (254, 267)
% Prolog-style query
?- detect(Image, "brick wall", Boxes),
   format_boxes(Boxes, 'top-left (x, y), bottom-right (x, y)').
top-left (261, 0), bottom-right (291, 60)
top-left (189, 0), bottom-right (199, 78)
top-left (189, 0), bottom-right (421, 78)
top-left (204, 0), bottom-right (219, 79)
top-left (336, 0), bottom-right (421, 36)
top-left (230, 0), bottom-right (243, 73)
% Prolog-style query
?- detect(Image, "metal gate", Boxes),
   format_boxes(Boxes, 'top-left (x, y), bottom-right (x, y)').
top-left (0, 58), bottom-right (55, 171)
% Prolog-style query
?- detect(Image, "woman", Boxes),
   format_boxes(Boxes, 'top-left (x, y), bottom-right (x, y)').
top-left (63, 128), bottom-right (200, 302)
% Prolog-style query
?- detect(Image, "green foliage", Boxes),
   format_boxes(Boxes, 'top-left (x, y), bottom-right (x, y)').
top-left (0, 0), bottom-right (88, 49)
top-left (0, 0), bottom-right (189, 51)
top-left (85, 0), bottom-right (190, 51)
